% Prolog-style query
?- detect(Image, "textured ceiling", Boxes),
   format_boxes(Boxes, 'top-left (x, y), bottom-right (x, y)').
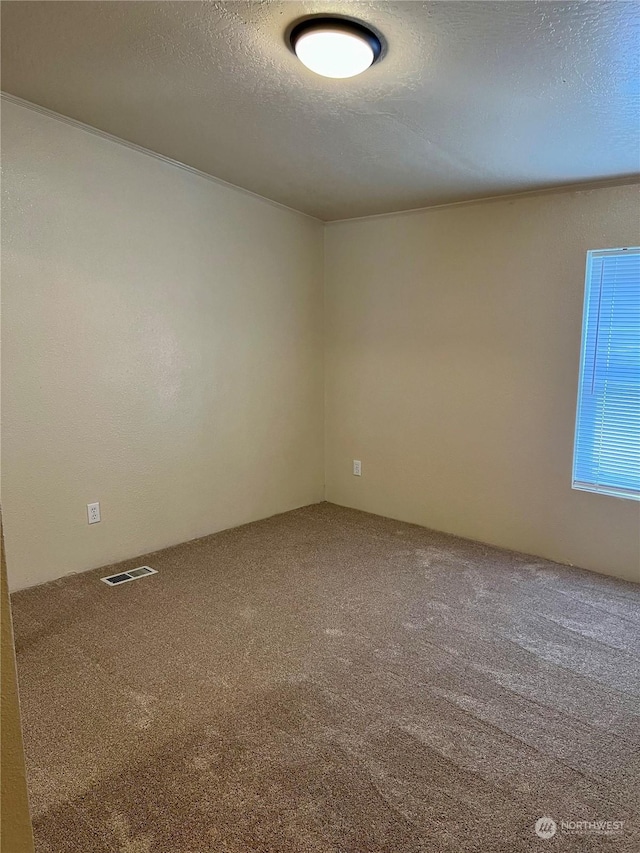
top-left (2, 1), bottom-right (639, 220)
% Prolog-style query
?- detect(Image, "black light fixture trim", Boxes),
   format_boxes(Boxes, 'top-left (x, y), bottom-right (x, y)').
top-left (289, 17), bottom-right (384, 65)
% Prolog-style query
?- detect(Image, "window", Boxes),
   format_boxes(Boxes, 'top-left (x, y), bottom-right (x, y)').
top-left (573, 247), bottom-right (640, 500)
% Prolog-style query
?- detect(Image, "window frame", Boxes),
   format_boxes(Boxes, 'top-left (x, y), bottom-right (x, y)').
top-left (572, 246), bottom-right (640, 501)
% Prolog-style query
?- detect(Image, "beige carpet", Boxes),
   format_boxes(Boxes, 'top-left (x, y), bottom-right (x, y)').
top-left (11, 503), bottom-right (640, 852)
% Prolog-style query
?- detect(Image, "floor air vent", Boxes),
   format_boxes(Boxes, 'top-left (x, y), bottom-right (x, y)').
top-left (101, 566), bottom-right (157, 586)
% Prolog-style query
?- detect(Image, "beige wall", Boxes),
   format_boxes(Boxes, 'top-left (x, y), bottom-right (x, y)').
top-left (325, 185), bottom-right (640, 583)
top-left (3, 101), bottom-right (638, 590)
top-left (2, 101), bottom-right (324, 591)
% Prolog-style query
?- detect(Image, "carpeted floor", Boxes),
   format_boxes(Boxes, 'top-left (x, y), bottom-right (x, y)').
top-left (11, 502), bottom-right (640, 852)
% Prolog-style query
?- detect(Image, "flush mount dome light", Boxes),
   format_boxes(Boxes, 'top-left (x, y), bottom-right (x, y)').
top-left (290, 17), bottom-right (383, 79)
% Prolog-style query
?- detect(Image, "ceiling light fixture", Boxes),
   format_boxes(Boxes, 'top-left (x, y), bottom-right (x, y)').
top-left (289, 17), bottom-right (383, 79)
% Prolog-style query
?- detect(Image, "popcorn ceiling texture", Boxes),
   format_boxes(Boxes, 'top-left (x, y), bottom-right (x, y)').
top-left (2, 1), bottom-right (639, 220)
top-left (12, 504), bottom-right (640, 852)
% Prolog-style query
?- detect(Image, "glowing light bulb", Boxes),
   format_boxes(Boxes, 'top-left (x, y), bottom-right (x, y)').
top-left (290, 19), bottom-right (383, 79)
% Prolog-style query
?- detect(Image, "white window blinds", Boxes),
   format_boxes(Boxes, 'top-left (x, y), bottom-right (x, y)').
top-left (573, 247), bottom-right (640, 500)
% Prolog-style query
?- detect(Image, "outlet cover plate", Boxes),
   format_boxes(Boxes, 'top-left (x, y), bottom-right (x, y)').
top-left (87, 502), bottom-right (101, 524)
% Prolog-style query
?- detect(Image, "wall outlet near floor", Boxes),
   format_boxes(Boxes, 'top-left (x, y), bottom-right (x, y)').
top-left (87, 502), bottom-right (101, 524)
top-left (353, 459), bottom-right (362, 476)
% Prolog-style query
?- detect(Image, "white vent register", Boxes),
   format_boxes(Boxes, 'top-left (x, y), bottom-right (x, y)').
top-left (101, 566), bottom-right (157, 586)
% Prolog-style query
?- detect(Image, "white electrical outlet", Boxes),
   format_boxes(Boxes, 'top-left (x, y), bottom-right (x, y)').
top-left (87, 502), bottom-right (101, 524)
top-left (353, 460), bottom-right (362, 476)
